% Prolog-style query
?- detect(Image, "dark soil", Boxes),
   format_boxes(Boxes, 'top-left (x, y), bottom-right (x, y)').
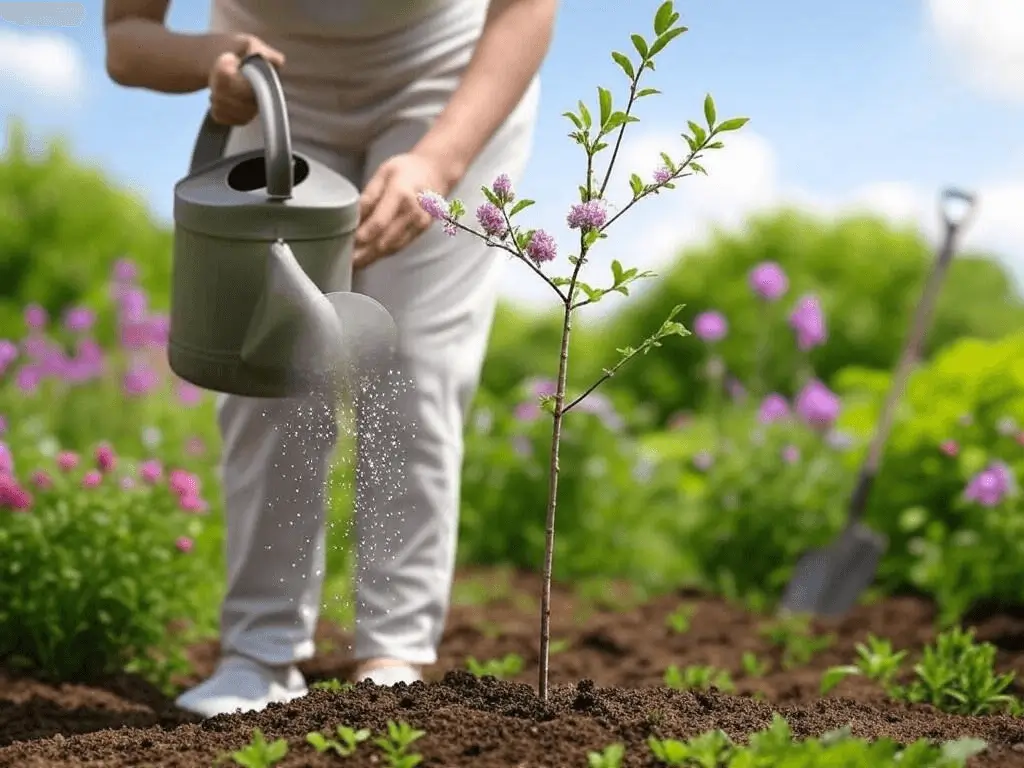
top-left (3, 568), bottom-right (1024, 766)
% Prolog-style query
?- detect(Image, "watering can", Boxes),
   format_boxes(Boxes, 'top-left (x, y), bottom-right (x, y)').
top-left (169, 53), bottom-right (397, 398)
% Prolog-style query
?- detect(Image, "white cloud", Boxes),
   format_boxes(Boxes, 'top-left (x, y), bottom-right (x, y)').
top-left (926, 0), bottom-right (1024, 103)
top-left (497, 128), bottom-right (1024, 311)
top-left (0, 28), bottom-right (85, 100)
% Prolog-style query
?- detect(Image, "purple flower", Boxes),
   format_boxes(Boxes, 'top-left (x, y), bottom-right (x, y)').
top-left (176, 381), bottom-right (203, 406)
top-left (118, 288), bottom-right (148, 324)
top-left (575, 392), bottom-right (624, 431)
top-left (940, 440), bottom-right (959, 457)
top-left (417, 191), bottom-right (456, 236)
top-left (653, 166), bottom-right (673, 184)
top-left (15, 366), bottom-right (41, 394)
top-left (794, 379), bottom-right (841, 428)
top-left (24, 304), bottom-right (47, 330)
top-left (789, 294), bottom-right (827, 350)
top-left (964, 461), bottom-right (1016, 507)
top-left (94, 443), bottom-right (116, 474)
top-left (525, 229), bottom-right (557, 264)
top-left (693, 311), bottom-right (727, 343)
top-left (492, 173), bottom-right (514, 203)
top-left (147, 314), bottom-right (171, 346)
top-left (112, 258), bottom-right (138, 283)
top-left (782, 445), bottom-right (800, 464)
top-left (726, 377), bottom-right (747, 403)
top-left (566, 199), bottom-right (608, 231)
top-left (0, 340), bottom-right (17, 375)
top-left (475, 202), bottom-right (508, 238)
top-left (81, 470), bottom-right (103, 489)
top-left (123, 364), bottom-right (159, 397)
top-left (0, 441), bottom-right (12, 474)
top-left (758, 393), bottom-right (790, 423)
top-left (63, 307), bottom-right (95, 333)
top-left (139, 459), bottom-right (163, 485)
top-left (0, 474), bottom-right (32, 511)
top-left (749, 261), bottom-right (788, 301)
top-left (513, 401), bottom-right (541, 422)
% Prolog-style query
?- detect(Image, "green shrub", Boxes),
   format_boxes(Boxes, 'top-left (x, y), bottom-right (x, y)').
top-left (460, 381), bottom-right (683, 589)
top-left (0, 442), bottom-right (212, 683)
top-left (588, 208), bottom-right (1024, 422)
top-left (837, 332), bottom-right (1024, 621)
top-left (0, 119), bottom-right (173, 344)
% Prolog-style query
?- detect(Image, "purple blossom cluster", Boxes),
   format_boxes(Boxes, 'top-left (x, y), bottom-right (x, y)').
top-left (0, 258), bottom-right (205, 404)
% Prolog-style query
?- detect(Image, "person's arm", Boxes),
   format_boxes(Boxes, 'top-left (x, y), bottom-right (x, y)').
top-left (412, 0), bottom-right (558, 190)
top-left (104, 0), bottom-right (246, 92)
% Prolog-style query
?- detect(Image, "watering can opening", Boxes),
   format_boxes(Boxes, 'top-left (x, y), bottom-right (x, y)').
top-left (228, 155), bottom-right (310, 194)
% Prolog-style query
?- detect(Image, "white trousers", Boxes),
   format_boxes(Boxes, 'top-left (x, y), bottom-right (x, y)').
top-left (209, 0), bottom-right (539, 667)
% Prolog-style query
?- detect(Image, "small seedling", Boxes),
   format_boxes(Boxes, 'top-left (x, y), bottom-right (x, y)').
top-left (741, 651), bottom-right (769, 677)
top-left (550, 638), bottom-right (570, 655)
top-left (648, 715), bottom-right (987, 766)
top-left (759, 615), bottom-right (833, 668)
top-left (587, 743), bottom-right (625, 768)
top-left (306, 725), bottom-right (371, 757)
top-left (648, 730), bottom-right (733, 766)
top-left (311, 678), bottom-right (353, 692)
top-left (903, 627), bottom-right (1017, 715)
top-left (821, 628), bottom-right (1020, 716)
top-left (665, 604), bottom-right (695, 634)
top-left (466, 653), bottom-right (524, 679)
top-left (821, 635), bottom-right (906, 695)
top-left (374, 720), bottom-right (425, 768)
top-left (664, 664), bottom-right (734, 693)
top-left (218, 729), bottom-right (288, 768)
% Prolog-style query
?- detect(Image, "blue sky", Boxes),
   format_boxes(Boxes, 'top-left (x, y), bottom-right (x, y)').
top-left (3, 0), bottom-right (1023, 308)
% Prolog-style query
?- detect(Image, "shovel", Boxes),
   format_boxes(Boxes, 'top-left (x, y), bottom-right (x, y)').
top-left (779, 188), bottom-right (978, 617)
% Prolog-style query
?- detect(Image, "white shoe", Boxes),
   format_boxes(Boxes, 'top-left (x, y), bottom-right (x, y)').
top-left (355, 663), bottom-right (422, 687)
top-left (175, 655), bottom-right (308, 718)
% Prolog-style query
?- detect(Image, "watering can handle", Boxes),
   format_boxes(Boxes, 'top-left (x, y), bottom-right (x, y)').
top-left (188, 53), bottom-right (294, 200)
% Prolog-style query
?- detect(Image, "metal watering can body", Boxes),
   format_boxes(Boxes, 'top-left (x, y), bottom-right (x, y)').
top-left (170, 54), bottom-right (396, 398)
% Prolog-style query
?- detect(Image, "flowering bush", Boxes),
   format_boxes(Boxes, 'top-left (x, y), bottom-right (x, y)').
top-left (590, 209), bottom-right (1024, 422)
top-left (640, 271), bottom-right (856, 608)
top-left (0, 259), bottom-right (220, 683)
top-left (0, 442), bottom-right (210, 682)
top-left (836, 332), bottom-right (1024, 622)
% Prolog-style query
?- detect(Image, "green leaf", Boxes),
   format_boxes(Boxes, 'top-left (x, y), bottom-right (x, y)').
top-left (562, 111), bottom-right (582, 130)
top-left (631, 33), bottom-right (649, 59)
top-left (611, 51), bottom-right (635, 80)
top-left (611, 259), bottom-right (624, 284)
top-left (716, 116), bottom-right (750, 132)
top-left (480, 186), bottom-right (500, 207)
top-left (597, 86), bottom-right (613, 128)
top-left (629, 173), bottom-right (645, 197)
top-left (703, 93), bottom-right (716, 128)
top-left (648, 26), bottom-right (687, 57)
top-left (636, 87), bottom-right (660, 98)
top-left (577, 100), bottom-right (592, 129)
top-left (820, 665), bottom-right (861, 694)
top-left (509, 199), bottom-right (534, 216)
top-left (603, 112), bottom-right (629, 131)
top-left (941, 738), bottom-right (988, 763)
top-left (687, 120), bottom-right (707, 145)
top-left (654, 1), bottom-right (675, 35)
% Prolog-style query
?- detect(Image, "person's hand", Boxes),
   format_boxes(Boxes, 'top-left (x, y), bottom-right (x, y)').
top-left (353, 152), bottom-right (456, 270)
top-left (208, 35), bottom-right (285, 125)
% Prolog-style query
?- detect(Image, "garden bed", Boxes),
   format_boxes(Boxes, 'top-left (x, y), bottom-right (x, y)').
top-left (2, 568), bottom-right (1024, 766)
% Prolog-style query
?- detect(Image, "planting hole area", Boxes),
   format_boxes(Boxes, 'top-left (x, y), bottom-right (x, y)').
top-left (2, 569), bottom-right (1024, 766)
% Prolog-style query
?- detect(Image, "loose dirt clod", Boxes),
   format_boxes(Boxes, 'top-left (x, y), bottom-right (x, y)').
top-left (3, 570), bottom-right (1024, 767)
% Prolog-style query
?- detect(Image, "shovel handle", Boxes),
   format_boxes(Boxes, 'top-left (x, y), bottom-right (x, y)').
top-left (846, 189), bottom-right (976, 524)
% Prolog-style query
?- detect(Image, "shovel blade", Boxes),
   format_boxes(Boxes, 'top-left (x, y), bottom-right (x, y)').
top-left (779, 524), bottom-right (887, 617)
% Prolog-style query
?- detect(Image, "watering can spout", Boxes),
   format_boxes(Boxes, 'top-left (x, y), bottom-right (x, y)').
top-left (240, 240), bottom-right (398, 394)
